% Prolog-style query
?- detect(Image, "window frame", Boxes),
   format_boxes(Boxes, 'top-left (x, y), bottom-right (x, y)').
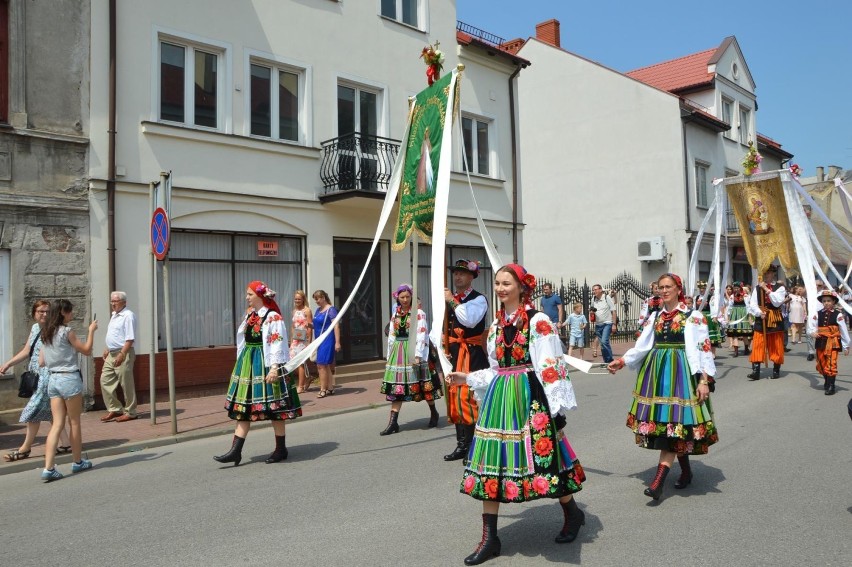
top-left (738, 104), bottom-right (751, 145)
top-left (694, 160), bottom-right (710, 209)
top-left (244, 49), bottom-right (311, 145)
top-left (458, 112), bottom-right (495, 177)
top-left (379, 0), bottom-right (427, 31)
top-left (335, 75), bottom-right (388, 138)
top-left (720, 96), bottom-right (734, 139)
top-left (151, 27), bottom-right (232, 133)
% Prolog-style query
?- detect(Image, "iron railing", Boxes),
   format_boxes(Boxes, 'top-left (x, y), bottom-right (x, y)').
top-left (456, 20), bottom-right (506, 47)
top-left (319, 132), bottom-right (400, 194)
top-left (531, 272), bottom-right (652, 344)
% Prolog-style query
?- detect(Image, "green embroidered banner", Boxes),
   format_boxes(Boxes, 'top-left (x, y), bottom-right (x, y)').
top-left (392, 72), bottom-right (454, 250)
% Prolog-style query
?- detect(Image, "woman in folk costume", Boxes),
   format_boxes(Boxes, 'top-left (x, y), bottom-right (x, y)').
top-left (695, 281), bottom-right (722, 358)
top-left (447, 264), bottom-right (585, 566)
top-left (726, 281), bottom-right (753, 357)
top-left (214, 281), bottom-right (301, 466)
top-left (810, 290), bottom-right (850, 396)
top-left (747, 266), bottom-right (786, 380)
top-left (608, 273), bottom-right (718, 501)
top-left (378, 284), bottom-right (441, 435)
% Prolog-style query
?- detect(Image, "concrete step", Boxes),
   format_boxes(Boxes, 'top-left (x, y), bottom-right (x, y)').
top-left (331, 359), bottom-right (386, 384)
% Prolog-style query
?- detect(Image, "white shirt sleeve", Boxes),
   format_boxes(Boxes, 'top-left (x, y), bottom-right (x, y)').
top-left (415, 309), bottom-right (429, 359)
top-left (386, 314), bottom-right (396, 360)
top-left (236, 314), bottom-right (247, 355)
top-left (454, 295), bottom-right (488, 328)
top-left (684, 310), bottom-right (716, 377)
top-left (262, 309), bottom-right (288, 367)
top-left (747, 289), bottom-right (762, 317)
top-left (528, 312), bottom-right (577, 415)
top-left (623, 312), bottom-right (657, 369)
top-left (838, 313), bottom-right (850, 350)
top-left (123, 310), bottom-right (137, 343)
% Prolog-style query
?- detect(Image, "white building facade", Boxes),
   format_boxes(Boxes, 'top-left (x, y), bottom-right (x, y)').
top-left (86, 1), bottom-right (524, 396)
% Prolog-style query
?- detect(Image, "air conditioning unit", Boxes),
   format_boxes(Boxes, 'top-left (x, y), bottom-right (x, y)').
top-left (637, 236), bottom-right (666, 262)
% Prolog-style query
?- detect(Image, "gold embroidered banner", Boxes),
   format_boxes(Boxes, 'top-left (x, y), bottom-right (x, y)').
top-left (726, 176), bottom-right (798, 274)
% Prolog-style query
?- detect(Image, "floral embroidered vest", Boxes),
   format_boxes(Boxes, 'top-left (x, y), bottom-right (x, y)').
top-left (244, 311), bottom-right (269, 346)
top-left (654, 310), bottom-right (687, 346)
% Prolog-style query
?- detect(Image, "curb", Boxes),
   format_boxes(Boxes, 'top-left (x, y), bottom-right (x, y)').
top-left (0, 402), bottom-right (380, 477)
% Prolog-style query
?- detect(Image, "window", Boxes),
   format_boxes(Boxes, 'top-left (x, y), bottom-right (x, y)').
top-left (461, 115), bottom-right (491, 176)
top-left (337, 83), bottom-right (381, 189)
top-left (738, 105), bottom-right (751, 144)
top-left (158, 38), bottom-right (223, 129)
top-left (158, 231), bottom-right (303, 349)
top-left (1, 0), bottom-right (8, 123)
top-left (695, 161), bottom-right (709, 208)
top-left (249, 61), bottom-right (300, 141)
top-left (698, 260), bottom-right (724, 285)
top-left (721, 97), bottom-right (733, 139)
top-left (381, 0), bottom-right (420, 28)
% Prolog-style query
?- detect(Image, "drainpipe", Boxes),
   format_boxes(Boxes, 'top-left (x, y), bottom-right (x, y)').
top-left (681, 118), bottom-right (692, 263)
top-left (107, 0), bottom-right (117, 292)
top-left (508, 62), bottom-right (523, 262)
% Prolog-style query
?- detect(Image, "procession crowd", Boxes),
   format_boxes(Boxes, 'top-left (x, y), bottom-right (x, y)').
top-left (2, 259), bottom-right (849, 565)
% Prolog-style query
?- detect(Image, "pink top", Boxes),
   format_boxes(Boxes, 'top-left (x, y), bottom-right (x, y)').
top-left (289, 308), bottom-right (311, 357)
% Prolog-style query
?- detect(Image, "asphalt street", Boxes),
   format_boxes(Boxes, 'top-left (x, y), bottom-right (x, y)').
top-left (1, 344), bottom-right (850, 566)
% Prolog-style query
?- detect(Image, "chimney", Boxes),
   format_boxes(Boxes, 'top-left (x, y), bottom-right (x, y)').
top-left (816, 166), bottom-right (824, 181)
top-left (535, 19), bottom-right (561, 48)
top-left (827, 165), bottom-right (841, 179)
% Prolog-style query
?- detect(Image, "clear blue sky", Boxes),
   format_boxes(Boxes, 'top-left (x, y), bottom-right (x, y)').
top-left (456, 0), bottom-right (852, 175)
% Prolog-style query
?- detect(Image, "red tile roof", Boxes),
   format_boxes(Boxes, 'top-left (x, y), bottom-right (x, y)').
top-left (626, 48), bottom-right (717, 93)
top-left (456, 30), bottom-right (531, 67)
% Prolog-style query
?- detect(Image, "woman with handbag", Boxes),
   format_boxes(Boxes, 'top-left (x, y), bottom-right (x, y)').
top-left (312, 289), bottom-right (340, 398)
top-left (214, 281), bottom-right (301, 466)
top-left (378, 284), bottom-right (441, 435)
top-left (1, 300), bottom-right (71, 462)
top-left (38, 299), bottom-right (98, 482)
top-left (290, 290), bottom-right (313, 393)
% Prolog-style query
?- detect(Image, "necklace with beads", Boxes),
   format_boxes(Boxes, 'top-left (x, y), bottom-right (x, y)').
top-left (496, 306), bottom-right (528, 349)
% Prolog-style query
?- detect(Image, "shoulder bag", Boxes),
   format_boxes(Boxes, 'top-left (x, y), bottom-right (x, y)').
top-left (17, 334), bottom-right (42, 398)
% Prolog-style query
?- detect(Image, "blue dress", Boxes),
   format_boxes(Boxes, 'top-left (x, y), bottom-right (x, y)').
top-left (19, 324), bottom-right (53, 423)
top-left (313, 307), bottom-right (338, 365)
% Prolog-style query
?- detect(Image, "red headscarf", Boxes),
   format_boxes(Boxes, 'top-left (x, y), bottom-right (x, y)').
top-left (248, 280), bottom-right (281, 314)
top-left (503, 264), bottom-right (537, 298)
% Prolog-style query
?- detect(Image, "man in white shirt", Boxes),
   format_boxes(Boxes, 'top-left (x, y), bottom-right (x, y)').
top-left (591, 284), bottom-right (617, 363)
top-left (100, 291), bottom-right (138, 422)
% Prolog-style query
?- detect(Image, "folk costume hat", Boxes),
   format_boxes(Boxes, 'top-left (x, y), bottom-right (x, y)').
top-left (450, 259), bottom-right (481, 279)
top-left (248, 280), bottom-right (281, 314)
top-left (817, 289), bottom-right (839, 303)
top-left (660, 273), bottom-right (686, 302)
top-left (504, 263), bottom-right (537, 296)
top-left (393, 283), bottom-right (413, 299)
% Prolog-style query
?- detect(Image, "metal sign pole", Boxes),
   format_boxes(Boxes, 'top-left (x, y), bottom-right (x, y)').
top-left (149, 181), bottom-right (159, 425)
top-left (160, 171), bottom-right (177, 435)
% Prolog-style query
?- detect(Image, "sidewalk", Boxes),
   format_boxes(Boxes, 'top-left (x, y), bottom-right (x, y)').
top-left (0, 342), bottom-right (632, 477)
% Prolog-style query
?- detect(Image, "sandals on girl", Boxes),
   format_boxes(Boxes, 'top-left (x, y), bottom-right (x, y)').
top-left (57, 446), bottom-right (72, 455)
top-left (3, 449), bottom-right (31, 462)
top-left (317, 390), bottom-right (328, 398)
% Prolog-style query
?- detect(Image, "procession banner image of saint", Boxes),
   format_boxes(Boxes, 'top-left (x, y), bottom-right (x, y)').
top-left (726, 176), bottom-right (799, 273)
top-left (392, 71), bottom-right (458, 250)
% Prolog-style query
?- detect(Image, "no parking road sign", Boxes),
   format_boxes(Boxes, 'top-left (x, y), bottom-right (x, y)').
top-left (151, 207), bottom-right (170, 260)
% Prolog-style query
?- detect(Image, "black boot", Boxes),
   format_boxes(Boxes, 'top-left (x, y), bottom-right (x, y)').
top-left (823, 374), bottom-right (830, 391)
top-left (674, 455), bottom-right (692, 489)
top-left (825, 376), bottom-right (836, 396)
top-left (733, 345), bottom-right (739, 358)
top-left (265, 435), bottom-right (288, 463)
top-left (213, 435), bottom-right (245, 466)
top-left (747, 363), bottom-right (761, 380)
top-left (444, 424), bottom-right (466, 461)
top-left (555, 498), bottom-right (585, 543)
top-left (771, 364), bottom-right (780, 379)
top-left (379, 410), bottom-right (400, 436)
top-left (464, 513), bottom-right (501, 566)
top-left (427, 403), bottom-right (439, 428)
top-left (643, 463), bottom-right (670, 500)
top-left (743, 344), bottom-right (751, 355)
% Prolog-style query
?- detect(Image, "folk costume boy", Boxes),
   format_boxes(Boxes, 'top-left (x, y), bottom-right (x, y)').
top-left (747, 266), bottom-right (786, 380)
top-left (443, 259), bottom-right (489, 462)
top-left (811, 290), bottom-right (850, 396)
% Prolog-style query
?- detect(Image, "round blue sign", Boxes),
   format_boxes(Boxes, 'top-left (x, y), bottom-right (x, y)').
top-left (151, 207), bottom-right (170, 260)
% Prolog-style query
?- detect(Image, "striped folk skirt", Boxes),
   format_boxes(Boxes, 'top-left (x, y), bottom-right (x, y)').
top-left (626, 344), bottom-right (718, 455)
top-left (726, 304), bottom-right (753, 338)
top-left (224, 343), bottom-right (302, 421)
top-left (379, 338), bottom-right (442, 402)
top-left (461, 365), bottom-right (585, 503)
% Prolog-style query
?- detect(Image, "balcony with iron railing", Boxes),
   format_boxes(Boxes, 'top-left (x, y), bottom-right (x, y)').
top-left (319, 132), bottom-right (401, 201)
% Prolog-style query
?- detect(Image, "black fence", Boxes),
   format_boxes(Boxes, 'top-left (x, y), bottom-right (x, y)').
top-left (531, 272), bottom-right (652, 344)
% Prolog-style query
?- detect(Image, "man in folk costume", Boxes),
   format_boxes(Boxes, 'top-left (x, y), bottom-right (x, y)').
top-left (443, 259), bottom-right (489, 462)
top-left (811, 290), bottom-right (850, 396)
top-left (747, 265), bottom-right (786, 380)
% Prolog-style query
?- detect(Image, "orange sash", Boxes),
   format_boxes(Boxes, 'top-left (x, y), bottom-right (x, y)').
top-left (448, 328), bottom-right (481, 373)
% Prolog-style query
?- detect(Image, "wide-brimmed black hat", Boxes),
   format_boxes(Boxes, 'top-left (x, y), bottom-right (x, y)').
top-left (450, 259), bottom-right (481, 278)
